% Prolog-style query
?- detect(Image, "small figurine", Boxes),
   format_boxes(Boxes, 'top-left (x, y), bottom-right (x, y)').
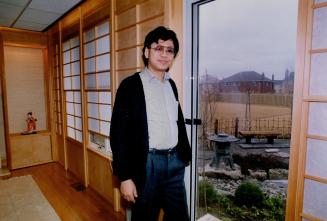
top-left (24, 112), bottom-right (37, 134)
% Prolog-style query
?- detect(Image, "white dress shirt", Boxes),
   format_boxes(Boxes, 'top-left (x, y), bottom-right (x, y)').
top-left (140, 68), bottom-right (178, 149)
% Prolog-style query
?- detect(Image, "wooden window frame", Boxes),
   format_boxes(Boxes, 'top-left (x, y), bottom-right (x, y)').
top-left (83, 20), bottom-right (111, 155)
top-left (62, 36), bottom-right (83, 143)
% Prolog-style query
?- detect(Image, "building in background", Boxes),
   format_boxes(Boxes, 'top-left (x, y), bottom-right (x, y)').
top-left (218, 71), bottom-right (274, 93)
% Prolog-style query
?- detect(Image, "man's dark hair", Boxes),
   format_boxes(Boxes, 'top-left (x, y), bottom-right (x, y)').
top-left (142, 26), bottom-right (179, 66)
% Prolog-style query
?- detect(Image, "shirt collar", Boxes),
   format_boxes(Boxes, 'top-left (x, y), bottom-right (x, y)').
top-left (144, 67), bottom-right (170, 82)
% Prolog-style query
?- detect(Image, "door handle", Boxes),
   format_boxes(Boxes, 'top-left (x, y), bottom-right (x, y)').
top-left (185, 118), bottom-right (202, 125)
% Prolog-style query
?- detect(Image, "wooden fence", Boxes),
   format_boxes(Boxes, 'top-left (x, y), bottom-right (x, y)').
top-left (213, 93), bottom-right (293, 107)
top-left (214, 116), bottom-right (292, 138)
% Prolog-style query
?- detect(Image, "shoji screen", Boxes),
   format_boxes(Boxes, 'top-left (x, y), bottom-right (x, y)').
top-left (301, 0), bottom-right (327, 220)
top-left (83, 20), bottom-right (111, 155)
top-left (62, 36), bottom-right (83, 142)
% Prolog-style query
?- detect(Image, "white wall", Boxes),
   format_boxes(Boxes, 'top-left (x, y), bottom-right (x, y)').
top-left (4, 46), bottom-right (47, 133)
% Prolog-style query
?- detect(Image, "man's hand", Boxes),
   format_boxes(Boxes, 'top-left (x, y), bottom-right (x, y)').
top-left (120, 179), bottom-right (138, 203)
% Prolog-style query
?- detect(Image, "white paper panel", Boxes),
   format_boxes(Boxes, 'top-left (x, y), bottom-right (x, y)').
top-left (84, 41), bottom-right (95, 58)
top-left (89, 118), bottom-right (99, 132)
top-left (67, 127), bottom-right (75, 139)
top-left (312, 7), bottom-right (327, 49)
top-left (99, 104), bottom-right (111, 121)
top-left (66, 91), bottom-right (73, 102)
top-left (74, 104), bottom-right (81, 117)
top-left (84, 29), bottom-right (95, 43)
top-left (309, 53), bottom-right (327, 96)
top-left (88, 103), bottom-right (99, 118)
top-left (71, 48), bottom-right (79, 62)
top-left (71, 61), bottom-right (80, 75)
top-left (308, 103), bottom-right (327, 136)
top-left (63, 51), bottom-right (70, 64)
top-left (72, 76), bottom-right (80, 90)
top-left (99, 92), bottom-right (111, 104)
top-left (96, 21), bottom-right (109, 37)
top-left (63, 41), bottom-right (70, 51)
top-left (75, 117), bottom-right (82, 130)
top-left (63, 64), bottom-right (70, 76)
top-left (70, 37), bottom-right (79, 47)
top-left (97, 36), bottom-right (110, 54)
top-left (85, 74), bottom-right (96, 89)
top-left (64, 77), bottom-right (71, 90)
top-left (76, 130), bottom-right (83, 142)
top-left (67, 114), bottom-right (74, 127)
top-left (66, 102), bottom-right (74, 115)
top-left (100, 121), bottom-right (110, 135)
top-left (306, 138), bottom-right (327, 179)
top-left (84, 57), bottom-right (95, 73)
top-left (96, 54), bottom-right (110, 71)
top-left (87, 92), bottom-right (98, 103)
top-left (74, 92), bottom-right (81, 103)
top-left (98, 72), bottom-right (110, 89)
top-left (303, 179), bottom-right (327, 219)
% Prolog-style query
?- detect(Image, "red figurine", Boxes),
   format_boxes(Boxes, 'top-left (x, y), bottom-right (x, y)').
top-left (26, 112), bottom-right (37, 133)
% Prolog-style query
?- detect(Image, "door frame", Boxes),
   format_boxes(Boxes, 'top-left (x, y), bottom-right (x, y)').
top-left (183, 0), bottom-right (307, 220)
top-left (184, 1), bottom-right (215, 220)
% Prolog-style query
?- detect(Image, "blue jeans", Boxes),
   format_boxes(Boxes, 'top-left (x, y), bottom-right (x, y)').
top-left (131, 150), bottom-right (189, 221)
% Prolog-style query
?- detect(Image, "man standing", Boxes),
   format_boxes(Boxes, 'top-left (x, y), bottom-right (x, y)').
top-left (110, 26), bottom-right (191, 221)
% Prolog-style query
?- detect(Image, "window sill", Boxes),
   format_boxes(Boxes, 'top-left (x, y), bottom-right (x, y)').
top-left (87, 145), bottom-right (112, 161)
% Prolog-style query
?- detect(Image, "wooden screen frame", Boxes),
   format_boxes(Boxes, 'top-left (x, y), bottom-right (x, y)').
top-left (62, 35), bottom-right (84, 143)
top-left (285, 0), bottom-right (327, 220)
top-left (83, 20), bottom-right (111, 145)
top-left (0, 34), bottom-right (11, 168)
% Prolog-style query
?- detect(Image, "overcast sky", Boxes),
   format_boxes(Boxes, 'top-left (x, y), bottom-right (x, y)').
top-left (198, 0), bottom-right (298, 80)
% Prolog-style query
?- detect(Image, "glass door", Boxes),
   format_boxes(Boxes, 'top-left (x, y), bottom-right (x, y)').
top-left (185, 0), bottom-right (298, 220)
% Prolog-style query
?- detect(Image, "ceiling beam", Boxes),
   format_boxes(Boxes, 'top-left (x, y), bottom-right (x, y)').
top-left (10, 0), bottom-right (33, 28)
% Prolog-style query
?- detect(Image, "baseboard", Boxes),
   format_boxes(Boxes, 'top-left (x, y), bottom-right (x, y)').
top-left (0, 165), bottom-right (10, 178)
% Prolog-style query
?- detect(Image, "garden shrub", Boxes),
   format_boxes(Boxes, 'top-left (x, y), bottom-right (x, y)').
top-left (262, 196), bottom-right (285, 221)
top-left (216, 194), bottom-right (232, 208)
top-left (198, 180), bottom-right (218, 206)
top-left (197, 180), bottom-right (285, 220)
top-left (234, 182), bottom-right (264, 207)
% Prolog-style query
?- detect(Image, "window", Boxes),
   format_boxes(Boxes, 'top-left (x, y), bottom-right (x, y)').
top-left (62, 36), bottom-right (83, 142)
top-left (83, 20), bottom-right (111, 155)
top-left (53, 43), bottom-right (62, 135)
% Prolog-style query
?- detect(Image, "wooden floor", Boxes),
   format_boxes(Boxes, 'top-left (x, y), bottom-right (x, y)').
top-left (9, 162), bottom-right (125, 221)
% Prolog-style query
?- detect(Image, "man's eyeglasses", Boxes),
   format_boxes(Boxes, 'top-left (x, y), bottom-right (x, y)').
top-left (150, 45), bottom-right (175, 56)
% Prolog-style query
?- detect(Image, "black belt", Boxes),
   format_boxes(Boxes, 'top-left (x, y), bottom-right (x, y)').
top-left (148, 147), bottom-right (176, 155)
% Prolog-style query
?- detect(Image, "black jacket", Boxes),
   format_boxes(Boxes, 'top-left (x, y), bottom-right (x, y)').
top-left (110, 72), bottom-right (191, 190)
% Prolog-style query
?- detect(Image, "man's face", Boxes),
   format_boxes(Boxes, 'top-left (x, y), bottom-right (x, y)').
top-left (145, 39), bottom-right (175, 74)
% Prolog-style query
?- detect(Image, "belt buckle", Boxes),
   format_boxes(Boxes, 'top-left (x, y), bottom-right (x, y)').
top-left (167, 148), bottom-right (174, 157)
